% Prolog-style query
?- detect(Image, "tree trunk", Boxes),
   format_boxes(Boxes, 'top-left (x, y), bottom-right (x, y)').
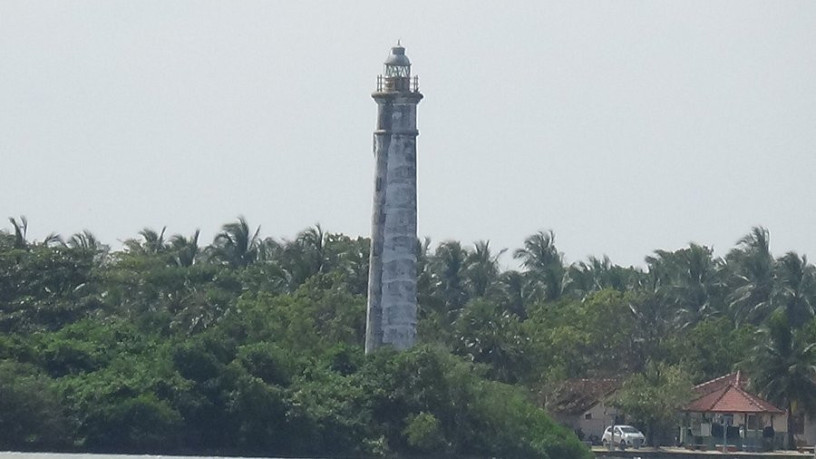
top-left (787, 401), bottom-right (795, 450)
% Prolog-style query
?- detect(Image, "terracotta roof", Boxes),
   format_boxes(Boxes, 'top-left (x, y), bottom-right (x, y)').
top-left (693, 371), bottom-right (747, 396)
top-left (684, 372), bottom-right (784, 414)
top-left (547, 378), bottom-right (621, 415)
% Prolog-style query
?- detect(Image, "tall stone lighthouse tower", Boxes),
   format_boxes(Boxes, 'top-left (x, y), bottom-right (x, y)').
top-left (365, 44), bottom-right (423, 354)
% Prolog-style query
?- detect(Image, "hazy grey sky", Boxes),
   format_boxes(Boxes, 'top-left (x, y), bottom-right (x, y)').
top-left (2, 1), bottom-right (815, 268)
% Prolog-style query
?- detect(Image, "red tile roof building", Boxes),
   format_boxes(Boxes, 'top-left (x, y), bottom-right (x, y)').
top-left (684, 371), bottom-right (783, 414)
top-left (684, 371), bottom-right (784, 414)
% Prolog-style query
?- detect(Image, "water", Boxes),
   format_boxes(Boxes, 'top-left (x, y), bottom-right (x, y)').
top-left (0, 454), bottom-right (295, 459)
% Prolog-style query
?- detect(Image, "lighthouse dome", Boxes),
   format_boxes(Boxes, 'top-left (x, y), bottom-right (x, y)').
top-left (384, 45), bottom-right (411, 66)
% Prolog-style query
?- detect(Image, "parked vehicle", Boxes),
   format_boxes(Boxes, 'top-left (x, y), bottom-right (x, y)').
top-left (602, 425), bottom-right (645, 449)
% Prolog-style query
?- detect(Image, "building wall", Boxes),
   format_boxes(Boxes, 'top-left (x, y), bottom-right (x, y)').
top-left (772, 414), bottom-right (789, 449)
top-left (798, 413), bottom-right (815, 446)
top-left (365, 90), bottom-right (422, 353)
top-left (572, 402), bottom-right (621, 441)
top-left (551, 400), bottom-right (622, 443)
top-left (772, 413), bottom-right (787, 434)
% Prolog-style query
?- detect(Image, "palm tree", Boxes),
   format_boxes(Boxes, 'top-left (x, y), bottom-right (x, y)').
top-left (646, 244), bottom-right (725, 329)
top-left (627, 292), bottom-right (674, 370)
top-left (416, 237), bottom-right (433, 292)
top-left (296, 224), bottom-right (328, 276)
top-left (726, 227), bottom-right (774, 326)
top-left (5, 217), bottom-right (64, 248)
top-left (40, 233), bottom-right (64, 247)
top-left (565, 255), bottom-right (613, 299)
top-left (8, 216), bottom-right (28, 249)
top-left (416, 237), bottom-right (439, 317)
top-left (67, 230), bottom-right (105, 251)
top-left (67, 230), bottom-right (109, 264)
top-left (465, 240), bottom-right (505, 298)
top-left (169, 230), bottom-right (201, 267)
top-left (124, 227), bottom-right (168, 256)
top-left (210, 217), bottom-right (260, 267)
top-left (326, 233), bottom-right (370, 295)
top-left (274, 225), bottom-right (329, 289)
top-left (429, 240), bottom-right (470, 318)
top-left (746, 310), bottom-right (816, 449)
top-left (771, 252), bottom-right (816, 329)
top-left (513, 230), bottom-right (565, 302)
top-left (567, 256), bottom-right (646, 301)
top-left (498, 270), bottom-right (529, 319)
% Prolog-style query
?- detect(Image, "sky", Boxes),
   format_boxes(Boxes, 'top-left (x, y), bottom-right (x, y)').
top-left (1, 1), bottom-right (815, 268)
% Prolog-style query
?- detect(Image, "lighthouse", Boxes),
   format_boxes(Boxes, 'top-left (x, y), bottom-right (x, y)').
top-left (365, 44), bottom-right (423, 353)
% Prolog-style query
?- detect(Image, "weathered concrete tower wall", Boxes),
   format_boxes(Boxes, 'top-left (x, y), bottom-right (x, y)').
top-left (365, 45), bottom-right (423, 353)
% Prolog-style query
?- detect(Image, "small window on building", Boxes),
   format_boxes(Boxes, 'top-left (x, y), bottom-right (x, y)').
top-left (585, 413), bottom-right (592, 420)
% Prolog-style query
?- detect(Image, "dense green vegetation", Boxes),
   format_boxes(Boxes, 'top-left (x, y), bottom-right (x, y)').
top-left (1, 217), bottom-right (815, 455)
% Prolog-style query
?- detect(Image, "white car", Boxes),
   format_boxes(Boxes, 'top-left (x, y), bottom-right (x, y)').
top-left (601, 425), bottom-right (645, 449)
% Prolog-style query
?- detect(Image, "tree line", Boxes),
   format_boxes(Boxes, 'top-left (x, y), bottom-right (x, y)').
top-left (1, 216), bottom-right (815, 455)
